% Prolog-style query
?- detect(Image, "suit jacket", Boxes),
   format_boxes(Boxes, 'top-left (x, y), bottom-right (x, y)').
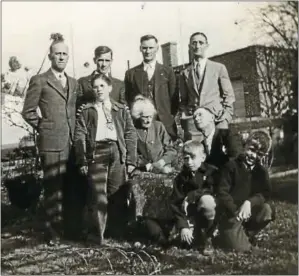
top-left (77, 72), bottom-right (125, 106)
top-left (170, 163), bottom-right (217, 229)
top-left (124, 62), bottom-right (179, 139)
top-left (74, 100), bottom-right (137, 167)
top-left (179, 60), bottom-right (235, 129)
top-left (217, 155), bottom-right (272, 218)
top-left (22, 69), bottom-right (77, 152)
top-left (135, 120), bottom-right (176, 167)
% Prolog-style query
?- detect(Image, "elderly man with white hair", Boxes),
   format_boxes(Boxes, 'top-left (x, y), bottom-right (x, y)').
top-left (131, 96), bottom-right (177, 174)
top-left (192, 107), bottom-right (241, 169)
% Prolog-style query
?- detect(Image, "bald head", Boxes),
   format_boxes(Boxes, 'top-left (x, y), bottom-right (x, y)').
top-left (193, 108), bottom-right (215, 131)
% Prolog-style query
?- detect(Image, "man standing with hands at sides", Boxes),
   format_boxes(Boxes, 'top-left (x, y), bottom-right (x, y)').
top-left (22, 36), bottom-right (78, 246)
top-left (124, 35), bottom-right (179, 141)
top-left (179, 32), bottom-right (235, 143)
top-left (77, 46), bottom-right (125, 106)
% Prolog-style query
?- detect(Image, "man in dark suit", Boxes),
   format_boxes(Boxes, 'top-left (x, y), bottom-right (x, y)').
top-left (124, 35), bottom-right (179, 141)
top-left (22, 38), bottom-right (77, 245)
top-left (77, 46), bottom-right (125, 105)
top-left (179, 32), bottom-right (235, 131)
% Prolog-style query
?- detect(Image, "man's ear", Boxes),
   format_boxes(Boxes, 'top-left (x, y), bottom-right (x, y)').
top-left (93, 57), bottom-right (97, 64)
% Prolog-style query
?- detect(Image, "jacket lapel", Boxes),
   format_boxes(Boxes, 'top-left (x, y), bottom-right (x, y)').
top-left (184, 65), bottom-right (199, 95)
top-left (134, 64), bottom-right (145, 94)
top-left (153, 63), bottom-right (162, 96)
top-left (66, 74), bottom-right (75, 102)
top-left (46, 69), bottom-right (67, 100)
top-left (200, 60), bottom-right (213, 98)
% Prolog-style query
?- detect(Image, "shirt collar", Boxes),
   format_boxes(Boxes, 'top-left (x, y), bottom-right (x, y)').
top-left (193, 58), bottom-right (207, 69)
top-left (96, 99), bottom-right (112, 110)
top-left (51, 68), bottom-right (65, 79)
top-left (143, 60), bottom-right (157, 70)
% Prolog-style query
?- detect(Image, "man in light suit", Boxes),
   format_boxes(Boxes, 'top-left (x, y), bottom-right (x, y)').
top-left (124, 35), bottom-right (179, 141)
top-left (179, 32), bottom-right (235, 130)
top-left (179, 32), bottom-right (237, 164)
top-left (22, 38), bottom-right (77, 246)
top-left (77, 46), bottom-right (125, 106)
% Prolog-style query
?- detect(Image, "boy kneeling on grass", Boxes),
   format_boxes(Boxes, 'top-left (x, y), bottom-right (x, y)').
top-left (169, 140), bottom-right (218, 255)
top-left (216, 131), bottom-right (275, 251)
top-left (142, 140), bottom-right (218, 254)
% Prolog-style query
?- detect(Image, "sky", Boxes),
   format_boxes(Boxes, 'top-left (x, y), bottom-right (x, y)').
top-left (2, 1), bottom-right (267, 80)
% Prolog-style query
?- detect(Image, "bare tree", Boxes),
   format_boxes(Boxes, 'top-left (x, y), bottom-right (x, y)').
top-left (253, 1), bottom-right (298, 117)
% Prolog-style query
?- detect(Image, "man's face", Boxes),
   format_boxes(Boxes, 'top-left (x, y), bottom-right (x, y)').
top-left (183, 148), bottom-right (205, 172)
top-left (140, 109), bottom-right (154, 128)
top-left (92, 78), bottom-right (112, 102)
top-left (194, 109), bottom-right (214, 130)
top-left (49, 42), bottom-right (69, 72)
top-left (189, 34), bottom-right (209, 59)
top-left (94, 52), bottom-right (112, 75)
top-left (244, 144), bottom-right (258, 166)
top-left (140, 39), bottom-right (159, 63)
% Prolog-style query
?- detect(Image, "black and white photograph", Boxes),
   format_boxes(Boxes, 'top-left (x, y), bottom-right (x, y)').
top-left (1, 1), bottom-right (298, 274)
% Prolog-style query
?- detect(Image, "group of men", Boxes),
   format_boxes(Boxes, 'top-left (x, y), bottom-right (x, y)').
top-left (21, 32), bottom-right (274, 252)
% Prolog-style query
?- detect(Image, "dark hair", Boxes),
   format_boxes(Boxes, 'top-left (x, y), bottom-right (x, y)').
top-left (91, 73), bottom-right (112, 87)
top-left (189, 32), bottom-right (208, 44)
top-left (94, 46), bottom-right (113, 59)
top-left (140, 34), bottom-right (158, 44)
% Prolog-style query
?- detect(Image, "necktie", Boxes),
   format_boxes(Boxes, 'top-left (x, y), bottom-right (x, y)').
top-left (102, 103), bottom-right (114, 130)
top-left (195, 63), bottom-right (201, 81)
top-left (145, 64), bottom-right (153, 80)
top-left (58, 74), bottom-right (66, 88)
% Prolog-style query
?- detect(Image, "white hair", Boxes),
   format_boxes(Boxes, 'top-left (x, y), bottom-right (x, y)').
top-left (130, 96), bottom-right (157, 120)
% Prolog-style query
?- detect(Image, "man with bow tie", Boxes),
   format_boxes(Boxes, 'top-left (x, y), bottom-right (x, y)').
top-left (77, 46), bottom-right (125, 107)
top-left (22, 38), bottom-right (78, 246)
top-left (124, 34), bottom-right (179, 141)
top-left (179, 32), bottom-right (235, 136)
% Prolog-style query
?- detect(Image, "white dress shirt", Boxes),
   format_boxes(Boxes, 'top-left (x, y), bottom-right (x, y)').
top-left (51, 68), bottom-right (67, 88)
top-left (193, 58), bottom-right (207, 79)
top-left (143, 60), bottom-right (156, 80)
top-left (205, 127), bottom-right (215, 154)
top-left (95, 100), bottom-right (117, 141)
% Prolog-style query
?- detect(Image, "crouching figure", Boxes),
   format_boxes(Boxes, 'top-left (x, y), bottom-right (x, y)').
top-left (216, 130), bottom-right (275, 251)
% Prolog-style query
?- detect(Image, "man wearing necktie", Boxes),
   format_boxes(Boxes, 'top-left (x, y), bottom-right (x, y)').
top-left (74, 74), bottom-right (137, 244)
top-left (193, 108), bottom-right (241, 168)
top-left (124, 34), bottom-right (179, 141)
top-left (77, 46), bottom-right (125, 106)
top-left (22, 38), bottom-right (78, 246)
top-left (180, 32), bottom-right (235, 129)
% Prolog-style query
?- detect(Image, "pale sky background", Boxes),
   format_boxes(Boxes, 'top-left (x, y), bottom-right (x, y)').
top-left (2, 1), bottom-right (267, 79)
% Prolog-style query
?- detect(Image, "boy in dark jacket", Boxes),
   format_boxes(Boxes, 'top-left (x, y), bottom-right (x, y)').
top-left (169, 140), bottom-right (217, 254)
top-left (216, 131), bottom-right (275, 250)
top-left (74, 74), bottom-right (137, 244)
top-left (140, 140), bottom-right (217, 254)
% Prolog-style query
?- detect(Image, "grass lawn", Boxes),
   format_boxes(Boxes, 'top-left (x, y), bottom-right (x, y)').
top-left (1, 174), bottom-right (298, 275)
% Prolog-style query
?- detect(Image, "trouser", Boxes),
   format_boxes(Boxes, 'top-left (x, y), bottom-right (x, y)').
top-left (84, 141), bottom-right (126, 240)
top-left (143, 195), bottom-right (216, 246)
top-left (39, 142), bottom-right (71, 236)
top-left (218, 203), bottom-right (275, 251)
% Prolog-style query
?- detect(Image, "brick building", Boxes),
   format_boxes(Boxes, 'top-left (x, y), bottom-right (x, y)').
top-left (161, 43), bottom-right (296, 123)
